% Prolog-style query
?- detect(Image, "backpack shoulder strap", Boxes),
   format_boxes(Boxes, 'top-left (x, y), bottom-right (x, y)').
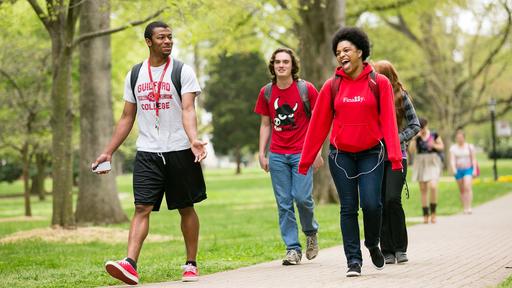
top-left (297, 79), bottom-right (311, 118)
top-left (171, 59), bottom-right (184, 100)
top-left (330, 74), bottom-right (342, 114)
top-left (263, 82), bottom-right (273, 102)
top-left (369, 71), bottom-right (381, 114)
top-left (130, 62), bottom-right (143, 102)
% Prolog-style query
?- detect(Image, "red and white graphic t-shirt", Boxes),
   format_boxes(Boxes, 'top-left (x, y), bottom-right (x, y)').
top-left (123, 58), bottom-right (201, 152)
top-left (254, 81), bottom-right (318, 154)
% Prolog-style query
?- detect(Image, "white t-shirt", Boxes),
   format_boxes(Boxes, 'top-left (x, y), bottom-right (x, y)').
top-left (123, 58), bottom-right (201, 152)
top-left (449, 143), bottom-right (474, 168)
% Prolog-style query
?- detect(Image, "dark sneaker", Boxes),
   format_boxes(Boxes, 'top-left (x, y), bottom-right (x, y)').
top-left (282, 249), bottom-right (302, 265)
top-left (105, 258), bottom-right (139, 285)
top-left (306, 234), bottom-right (319, 260)
top-left (395, 252), bottom-right (408, 263)
top-left (346, 263), bottom-right (361, 277)
top-left (384, 253), bottom-right (396, 264)
top-left (369, 247), bottom-right (385, 270)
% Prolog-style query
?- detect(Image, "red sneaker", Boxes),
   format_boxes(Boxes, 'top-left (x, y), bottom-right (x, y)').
top-left (182, 264), bottom-right (199, 282)
top-left (105, 258), bottom-right (139, 285)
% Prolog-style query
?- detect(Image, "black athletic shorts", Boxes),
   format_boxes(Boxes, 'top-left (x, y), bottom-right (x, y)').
top-left (133, 149), bottom-right (207, 211)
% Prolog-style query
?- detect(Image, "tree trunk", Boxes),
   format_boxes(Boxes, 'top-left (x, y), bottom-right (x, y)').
top-left (234, 146), bottom-right (242, 175)
top-left (436, 122), bottom-right (454, 172)
top-left (22, 143), bottom-right (32, 217)
top-left (30, 153), bottom-right (47, 201)
top-left (75, 0), bottom-right (128, 225)
top-left (48, 23), bottom-right (75, 227)
top-left (297, 0), bottom-right (345, 203)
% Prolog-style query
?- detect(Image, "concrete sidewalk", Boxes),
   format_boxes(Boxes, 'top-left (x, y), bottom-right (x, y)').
top-left (128, 193), bottom-right (512, 288)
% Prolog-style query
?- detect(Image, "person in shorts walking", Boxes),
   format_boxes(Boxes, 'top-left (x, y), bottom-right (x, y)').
top-left (92, 21), bottom-right (207, 285)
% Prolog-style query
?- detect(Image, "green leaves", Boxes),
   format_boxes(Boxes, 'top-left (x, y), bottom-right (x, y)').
top-left (204, 52), bottom-right (267, 157)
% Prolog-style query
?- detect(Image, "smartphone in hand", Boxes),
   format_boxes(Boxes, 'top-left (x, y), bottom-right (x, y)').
top-left (92, 161), bottom-right (111, 173)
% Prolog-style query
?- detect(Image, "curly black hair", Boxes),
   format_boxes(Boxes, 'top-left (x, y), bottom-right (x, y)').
top-left (331, 27), bottom-right (370, 60)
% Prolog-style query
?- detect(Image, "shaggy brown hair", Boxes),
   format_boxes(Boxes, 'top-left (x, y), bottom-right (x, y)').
top-left (268, 48), bottom-right (300, 83)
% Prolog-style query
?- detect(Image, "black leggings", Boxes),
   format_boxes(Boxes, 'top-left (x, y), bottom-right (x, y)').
top-left (380, 159), bottom-right (408, 254)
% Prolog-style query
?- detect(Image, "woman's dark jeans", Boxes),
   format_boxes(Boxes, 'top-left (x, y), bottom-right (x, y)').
top-left (328, 144), bottom-right (384, 266)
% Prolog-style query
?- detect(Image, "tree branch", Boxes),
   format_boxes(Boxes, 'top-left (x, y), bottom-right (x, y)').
top-left (72, 6), bottom-right (168, 47)
top-left (68, 0), bottom-right (82, 32)
top-left (267, 31), bottom-right (292, 48)
top-left (474, 61), bottom-right (508, 107)
top-left (348, 0), bottom-right (414, 21)
top-left (0, 68), bottom-right (23, 100)
top-left (383, 13), bottom-right (421, 45)
top-left (69, 0), bottom-right (87, 8)
top-left (275, 0), bottom-right (288, 10)
top-left (454, 1), bottom-right (512, 95)
top-left (467, 8), bottom-right (486, 76)
top-left (27, 0), bottom-right (51, 32)
top-left (233, 7), bottom-right (259, 32)
top-left (460, 95), bottom-right (512, 126)
top-left (65, 0), bottom-right (82, 47)
top-left (0, 135), bottom-right (22, 153)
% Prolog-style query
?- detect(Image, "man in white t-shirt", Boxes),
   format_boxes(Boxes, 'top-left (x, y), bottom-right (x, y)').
top-left (92, 21), bottom-right (207, 285)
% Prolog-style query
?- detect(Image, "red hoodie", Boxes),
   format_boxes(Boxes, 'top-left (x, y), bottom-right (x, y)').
top-left (298, 63), bottom-right (402, 174)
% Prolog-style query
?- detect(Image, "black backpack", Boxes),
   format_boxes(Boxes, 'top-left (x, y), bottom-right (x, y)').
top-left (263, 79), bottom-right (311, 118)
top-left (130, 59), bottom-right (184, 102)
top-left (330, 70), bottom-right (381, 114)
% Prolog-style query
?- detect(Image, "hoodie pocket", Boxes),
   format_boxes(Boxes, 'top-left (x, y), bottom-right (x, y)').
top-left (333, 123), bottom-right (380, 151)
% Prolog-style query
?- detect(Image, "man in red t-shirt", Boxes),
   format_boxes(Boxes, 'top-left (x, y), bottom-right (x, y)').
top-left (254, 48), bottom-right (323, 265)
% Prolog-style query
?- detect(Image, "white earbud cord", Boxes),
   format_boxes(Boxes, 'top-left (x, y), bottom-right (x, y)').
top-left (330, 138), bottom-right (385, 179)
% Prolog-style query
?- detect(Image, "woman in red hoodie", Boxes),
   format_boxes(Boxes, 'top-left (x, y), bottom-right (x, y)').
top-left (298, 27), bottom-right (402, 277)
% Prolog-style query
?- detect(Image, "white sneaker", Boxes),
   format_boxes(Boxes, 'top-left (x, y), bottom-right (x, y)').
top-left (282, 249), bottom-right (302, 265)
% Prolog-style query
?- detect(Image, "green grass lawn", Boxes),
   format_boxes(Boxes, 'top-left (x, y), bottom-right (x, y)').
top-left (0, 157), bottom-right (512, 287)
top-left (498, 275), bottom-right (512, 288)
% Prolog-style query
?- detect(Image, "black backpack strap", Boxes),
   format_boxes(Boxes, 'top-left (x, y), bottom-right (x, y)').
top-left (263, 82), bottom-right (273, 102)
top-left (171, 59), bottom-right (184, 100)
top-left (369, 71), bottom-right (380, 114)
top-left (130, 62), bottom-right (143, 103)
top-left (330, 75), bottom-right (342, 115)
top-left (297, 79), bottom-right (311, 118)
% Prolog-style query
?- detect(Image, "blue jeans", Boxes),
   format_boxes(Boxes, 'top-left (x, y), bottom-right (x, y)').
top-left (328, 144), bottom-right (384, 266)
top-left (269, 152), bottom-right (319, 251)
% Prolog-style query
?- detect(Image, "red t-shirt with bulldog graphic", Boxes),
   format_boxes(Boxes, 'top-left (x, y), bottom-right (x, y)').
top-left (254, 81), bottom-right (318, 154)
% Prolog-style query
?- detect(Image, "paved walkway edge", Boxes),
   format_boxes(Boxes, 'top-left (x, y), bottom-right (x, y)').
top-left (114, 193), bottom-right (512, 288)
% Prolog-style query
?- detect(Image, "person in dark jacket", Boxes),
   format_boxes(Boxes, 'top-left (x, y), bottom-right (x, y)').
top-left (374, 60), bottom-right (420, 265)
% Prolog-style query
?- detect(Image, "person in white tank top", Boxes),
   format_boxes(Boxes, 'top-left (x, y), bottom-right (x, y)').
top-left (449, 128), bottom-right (477, 214)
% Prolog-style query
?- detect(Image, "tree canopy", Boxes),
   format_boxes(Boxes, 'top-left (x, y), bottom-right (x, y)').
top-left (204, 52), bottom-right (268, 173)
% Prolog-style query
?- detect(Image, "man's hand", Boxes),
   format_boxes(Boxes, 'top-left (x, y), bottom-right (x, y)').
top-left (312, 153), bottom-right (324, 173)
top-left (259, 154), bottom-right (269, 172)
top-left (91, 153), bottom-right (112, 175)
top-left (191, 139), bottom-right (208, 162)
